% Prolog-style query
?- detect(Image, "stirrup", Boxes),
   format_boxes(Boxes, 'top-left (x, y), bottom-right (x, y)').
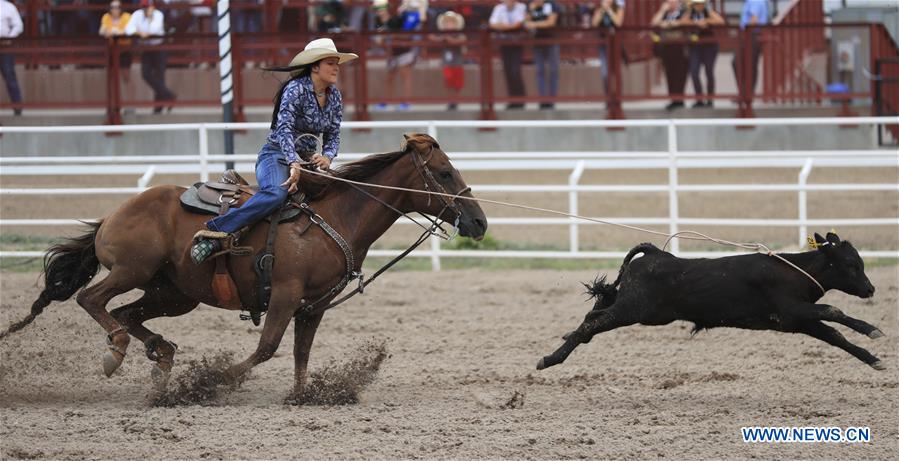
top-left (193, 229), bottom-right (230, 242)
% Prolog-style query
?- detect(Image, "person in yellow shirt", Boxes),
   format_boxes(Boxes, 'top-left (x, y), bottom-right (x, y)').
top-left (100, 1), bottom-right (132, 82)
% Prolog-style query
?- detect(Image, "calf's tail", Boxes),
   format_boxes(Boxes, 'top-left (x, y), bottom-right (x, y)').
top-left (0, 221), bottom-right (102, 340)
top-left (584, 243), bottom-right (658, 309)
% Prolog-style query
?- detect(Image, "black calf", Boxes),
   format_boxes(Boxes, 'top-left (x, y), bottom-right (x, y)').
top-left (538, 233), bottom-right (884, 371)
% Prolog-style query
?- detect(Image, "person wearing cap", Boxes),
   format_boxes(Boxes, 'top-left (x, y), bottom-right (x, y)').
top-left (432, 11), bottom-right (466, 111)
top-left (125, 0), bottom-right (176, 113)
top-left (682, 0), bottom-right (724, 108)
top-left (190, 38), bottom-right (358, 264)
top-left (373, 0), bottom-right (418, 111)
top-left (100, 1), bottom-right (133, 84)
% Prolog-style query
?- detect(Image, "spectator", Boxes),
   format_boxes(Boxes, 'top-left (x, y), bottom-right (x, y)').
top-left (373, 0), bottom-right (417, 110)
top-left (733, 0), bottom-right (768, 103)
top-left (53, 0), bottom-right (78, 36)
top-left (591, 0), bottom-right (624, 98)
top-left (315, 0), bottom-right (345, 33)
top-left (126, 0), bottom-right (176, 113)
top-left (0, 0), bottom-right (23, 115)
top-left (433, 11), bottom-right (466, 111)
top-left (489, 0), bottom-right (527, 110)
top-left (233, 0), bottom-right (263, 34)
top-left (100, 1), bottom-right (133, 84)
top-left (399, 0), bottom-right (429, 25)
top-left (683, 0), bottom-right (723, 108)
top-left (525, 0), bottom-right (559, 110)
top-left (651, 0), bottom-right (688, 111)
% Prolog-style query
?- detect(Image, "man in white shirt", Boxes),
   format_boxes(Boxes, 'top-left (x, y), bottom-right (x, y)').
top-left (126, 0), bottom-right (176, 113)
top-left (489, 0), bottom-right (527, 109)
top-left (0, 0), bottom-right (23, 115)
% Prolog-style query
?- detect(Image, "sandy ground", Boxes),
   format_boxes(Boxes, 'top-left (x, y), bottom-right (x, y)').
top-left (1, 266), bottom-right (897, 460)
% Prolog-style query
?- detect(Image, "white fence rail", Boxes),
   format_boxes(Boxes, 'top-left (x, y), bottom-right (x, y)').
top-left (2, 117), bottom-right (898, 267)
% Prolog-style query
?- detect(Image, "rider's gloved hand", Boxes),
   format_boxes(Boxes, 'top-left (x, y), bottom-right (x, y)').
top-left (281, 162), bottom-right (302, 194)
top-left (311, 154), bottom-right (332, 171)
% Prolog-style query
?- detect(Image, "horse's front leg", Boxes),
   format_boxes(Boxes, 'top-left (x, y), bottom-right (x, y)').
top-left (293, 311), bottom-right (325, 395)
top-left (225, 287), bottom-right (300, 382)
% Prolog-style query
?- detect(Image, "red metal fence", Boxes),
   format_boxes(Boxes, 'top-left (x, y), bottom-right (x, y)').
top-left (1, 1), bottom-right (896, 125)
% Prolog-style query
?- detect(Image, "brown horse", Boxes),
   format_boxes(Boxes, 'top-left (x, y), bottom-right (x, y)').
top-left (3, 133), bottom-right (487, 396)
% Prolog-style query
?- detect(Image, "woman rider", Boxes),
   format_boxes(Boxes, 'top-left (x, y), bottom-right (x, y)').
top-left (191, 38), bottom-right (358, 264)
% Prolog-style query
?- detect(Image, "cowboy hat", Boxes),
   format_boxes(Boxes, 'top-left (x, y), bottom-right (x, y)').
top-left (288, 38), bottom-right (358, 75)
top-left (436, 11), bottom-right (465, 31)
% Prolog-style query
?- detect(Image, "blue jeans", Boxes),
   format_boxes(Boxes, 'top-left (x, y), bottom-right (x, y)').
top-left (533, 44), bottom-right (560, 99)
top-left (0, 54), bottom-right (22, 106)
top-left (598, 45), bottom-right (610, 93)
top-left (207, 144), bottom-right (289, 234)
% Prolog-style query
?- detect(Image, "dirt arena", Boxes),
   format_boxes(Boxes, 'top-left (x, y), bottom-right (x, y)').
top-left (1, 264), bottom-right (897, 460)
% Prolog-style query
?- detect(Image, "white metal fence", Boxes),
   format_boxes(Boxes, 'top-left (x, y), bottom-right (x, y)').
top-left (2, 117), bottom-right (898, 268)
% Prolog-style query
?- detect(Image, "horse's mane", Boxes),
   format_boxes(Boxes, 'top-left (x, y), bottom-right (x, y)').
top-left (298, 149), bottom-right (407, 199)
top-left (298, 133), bottom-right (439, 200)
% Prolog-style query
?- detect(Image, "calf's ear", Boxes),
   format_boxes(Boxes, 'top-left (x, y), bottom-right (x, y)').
top-left (825, 232), bottom-right (842, 246)
top-left (814, 233), bottom-right (827, 246)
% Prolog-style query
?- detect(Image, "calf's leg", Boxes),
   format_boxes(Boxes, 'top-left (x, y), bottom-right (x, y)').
top-left (538, 305), bottom-right (638, 370)
top-left (798, 320), bottom-right (884, 370)
top-left (791, 303), bottom-right (883, 339)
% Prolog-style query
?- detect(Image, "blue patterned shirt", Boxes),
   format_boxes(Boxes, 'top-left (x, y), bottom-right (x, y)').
top-left (267, 75), bottom-right (342, 163)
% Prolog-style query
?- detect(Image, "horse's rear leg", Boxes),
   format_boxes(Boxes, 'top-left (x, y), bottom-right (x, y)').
top-left (111, 283), bottom-right (199, 388)
top-left (76, 267), bottom-right (155, 377)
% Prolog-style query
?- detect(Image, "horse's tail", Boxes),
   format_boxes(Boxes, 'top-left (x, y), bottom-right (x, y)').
top-left (0, 221), bottom-right (103, 340)
top-left (584, 243), bottom-right (659, 309)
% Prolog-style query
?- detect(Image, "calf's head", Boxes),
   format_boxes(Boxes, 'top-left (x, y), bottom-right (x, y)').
top-left (813, 232), bottom-right (875, 298)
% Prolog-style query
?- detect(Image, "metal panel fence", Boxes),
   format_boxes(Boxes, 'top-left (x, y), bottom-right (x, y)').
top-left (2, 117), bottom-right (898, 268)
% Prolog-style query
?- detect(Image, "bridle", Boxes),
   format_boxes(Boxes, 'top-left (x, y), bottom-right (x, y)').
top-left (407, 143), bottom-right (472, 239)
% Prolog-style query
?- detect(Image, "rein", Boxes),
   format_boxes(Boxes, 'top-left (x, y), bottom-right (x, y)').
top-left (291, 147), bottom-right (469, 318)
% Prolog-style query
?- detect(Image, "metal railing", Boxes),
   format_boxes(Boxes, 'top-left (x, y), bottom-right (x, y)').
top-left (2, 21), bottom-right (893, 122)
top-left (2, 117), bottom-right (898, 268)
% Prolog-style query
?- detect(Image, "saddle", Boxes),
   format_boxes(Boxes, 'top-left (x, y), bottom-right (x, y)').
top-left (180, 170), bottom-right (305, 324)
top-left (179, 170), bottom-right (303, 222)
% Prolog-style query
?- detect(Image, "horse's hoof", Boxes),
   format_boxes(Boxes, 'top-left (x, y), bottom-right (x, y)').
top-left (870, 360), bottom-right (886, 371)
top-left (536, 358), bottom-right (546, 370)
top-left (150, 364), bottom-right (170, 390)
top-left (869, 329), bottom-right (884, 339)
top-left (102, 351), bottom-right (124, 377)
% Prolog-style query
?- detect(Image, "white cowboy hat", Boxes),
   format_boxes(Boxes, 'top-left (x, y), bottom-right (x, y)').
top-left (288, 38), bottom-right (358, 75)
top-left (436, 11), bottom-right (465, 31)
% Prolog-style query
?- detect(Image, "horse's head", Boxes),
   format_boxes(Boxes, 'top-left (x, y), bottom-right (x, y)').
top-left (401, 133), bottom-right (488, 240)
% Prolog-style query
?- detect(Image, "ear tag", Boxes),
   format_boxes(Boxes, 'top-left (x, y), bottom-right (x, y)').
top-left (806, 236), bottom-right (819, 249)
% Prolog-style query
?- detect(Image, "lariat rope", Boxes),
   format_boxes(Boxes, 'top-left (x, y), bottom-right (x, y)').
top-left (298, 167), bottom-right (827, 296)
